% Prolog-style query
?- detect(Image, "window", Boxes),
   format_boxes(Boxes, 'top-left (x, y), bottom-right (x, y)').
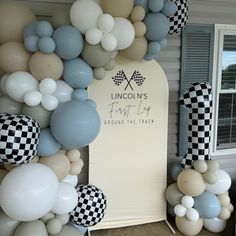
top-left (212, 25), bottom-right (236, 156)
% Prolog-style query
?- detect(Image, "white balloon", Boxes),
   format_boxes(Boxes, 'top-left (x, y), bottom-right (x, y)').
top-left (5, 72), bottom-right (39, 102)
top-left (111, 17), bottom-right (135, 50)
top-left (62, 175), bottom-right (78, 187)
top-left (0, 163), bottom-right (59, 221)
top-left (174, 204), bottom-right (186, 217)
top-left (186, 208), bottom-right (199, 222)
top-left (70, 0), bottom-right (103, 34)
top-left (181, 196), bottom-right (194, 209)
top-left (39, 78), bottom-right (57, 95)
top-left (203, 217), bottom-right (227, 233)
top-left (53, 80), bottom-right (73, 103)
top-left (98, 14), bottom-right (114, 33)
top-left (0, 74), bottom-right (9, 94)
top-left (85, 28), bottom-right (103, 45)
top-left (101, 33), bottom-right (117, 52)
top-left (52, 182), bottom-right (78, 214)
top-left (24, 90), bottom-right (42, 107)
top-left (206, 169), bottom-right (232, 194)
top-left (41, 95), bottom-right (59, 111)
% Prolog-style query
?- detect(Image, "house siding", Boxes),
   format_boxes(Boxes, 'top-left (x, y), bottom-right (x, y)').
top-left (1, 0), bottom-right (236, 184)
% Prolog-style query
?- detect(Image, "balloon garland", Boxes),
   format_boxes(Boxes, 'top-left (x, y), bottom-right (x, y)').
top-left (0, 0), bottom-right (188, 235)
top-left (166, 83), bottom-right (234, 235)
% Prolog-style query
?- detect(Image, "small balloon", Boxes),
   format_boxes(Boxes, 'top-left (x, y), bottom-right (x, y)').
top-left (53, 80), bottom-right (73, 104)
top-left (174, 204), bottom-right (186, 217)
top-left (130, 6), bottom-right (146, 22)
top-left (162, 0), bottom-right (177, 17)
top-left (93, 67), bottom-right (106, 80)
top-left (41, 95), bottom-right (59, 111)
top-left (98, 14), bottom-right (114, 33)
top-left (85, 28), bottom-right (103, 45)
top-left (39, 78), bottom-right (57, 95)
top-left (24, 90), bottom-right (42, 107)
top-left (186, 208), bottom-right (199, 222)
top-left (148, 0), bottom-right (165, 12)
top-left (38, 37), bottom-right (56, 54)
top-left (49, 225), bottom-right (83, 236)
top-left (181, 196), bottom-right (194, 209)
top-left (101, 33), bottom-right (117, 51)
top-left (47, 218), bottom-right (62, 235)
top-left (72, 89), bottom-right (88, 101)
top-left (62, 175), bottom-right (78, 187)
top-left (36, 21), bottom-right (54, 37)
top-left (24, 35), bottom-right (39, 52)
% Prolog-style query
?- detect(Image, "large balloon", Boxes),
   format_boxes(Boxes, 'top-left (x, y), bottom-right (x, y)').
top-left (63, 58), bottom-right (93, 89)
top-left (70, 185), bottom-right (107, 227)
top-left (53, 26), bottom-right (84, 60)
top-left (50, 99), bottom-right (101, 148)
top-left (52, 182), bottom-right (78, 214)
top-left (0, 113), bottom-right (40, 165)
top-left (101, 0), bottom-right (134, 18)
top-left (203, 217), bottom-right (227, 233)
top-left (5, 71), bottom-right (39, 102)
top-left (0, 42), bottom-right (31, 73)
top-left (0, 1), bottom-right (36, 43)
top-left (13, 220), bottom-right (48, 236)
top-left (70, 0), bottom-right (103, 34)
top-left (0, 163), bottom-right (59, 221)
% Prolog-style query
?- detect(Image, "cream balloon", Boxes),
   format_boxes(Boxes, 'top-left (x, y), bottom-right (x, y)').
top-left (130, 6), bottom-right (145, 23)
top-left (47, 219), bottom-right (62, 235)
top-left (55, 214), bottom-right (70, 225)
top-left (53, 80), bottom-right (73, 103)
top-left (70, 0), bottom-right (103, 34)
top-left (111, 17), bottom-right (135, 50)
top-left (66, 149), bottom-right (81, 162)
top-left (13, 220), bottom-right (47, 236)
top-left (5, 71), bottom-right (39, 102)
top-left (0, 1), bottom-right (36, 43)
top-left (0, 42), bottom-right (31, 73)
top-left (0, 163), bottom-right (59, 221)
top-left (51, 182), bottom-right (78, 214)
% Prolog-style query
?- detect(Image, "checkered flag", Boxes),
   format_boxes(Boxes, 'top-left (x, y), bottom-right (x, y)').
top-left (112, 70), bottom-right (126, 86)
top-left (131, 70), bottom-right (145, 86)
top-left (70, 185), bottom-right (107, 227)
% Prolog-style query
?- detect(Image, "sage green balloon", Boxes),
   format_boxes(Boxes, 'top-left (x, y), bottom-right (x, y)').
top-left (0, 95), bottom-right (23, 114)
top-left (21, 104), bottom-right (52, 128)
top-left (0, 209), bottom-right (21, 236)
top-left (49, 225), bottom-right (83, 236)
top-left (13, 220), bottom-right (47, 236)
top-left (82, 42), bottom-right (112, 68)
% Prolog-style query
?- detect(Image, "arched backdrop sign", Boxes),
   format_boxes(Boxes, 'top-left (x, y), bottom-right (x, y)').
top-left (88, 56), bottom-right (169, 230)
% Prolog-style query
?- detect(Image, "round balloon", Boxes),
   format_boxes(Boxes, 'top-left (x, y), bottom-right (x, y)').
top-left (70, 0), bottom-right (103, 34)
top-left (63, 58), bottom-right (93, 89)
top-left (0, 96), bottom-right (23, 114)
top-left (169, 0), bottom-right (188, 34)
top-left (0, 1), bottom-right (36, 43)
top-left (0, 113), bottom-right (40, 165)
top-left (49, 225), bottom-right (83, 236)
top-left (165, 183), bottom-right (183, 206)
top-left (206, 169), bottom-right (231, 194)
top-left (35, 21), bottom-right (54, 38)
top-left (53, 26), bottom-right (84, 60)
top-left (203, 217), bottom-right (227, 233)
top-left (50, 99), bottom-right (101, 148)
top-left (0, 42), bottom-right (31, 73)
top-left (53, 80), bottom-right (73, 104)
top-left (0, 163), bottom-right (59, 221)
top-left (194, 191), bottom-right (221, 219)
top-left (70, 185), bottom-right (107, 227)
top-left (52, 182), bottom-right (78, 214)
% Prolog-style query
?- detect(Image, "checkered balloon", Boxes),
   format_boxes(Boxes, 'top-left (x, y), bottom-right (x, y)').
top-left (169, 0), bottom-right (188, 34)
top-left (0, 113), bottom-right (40, 165)
top-left (70, 185), bottom-right (107, 227)
top-left (179, 82), bottom-right (213, 169)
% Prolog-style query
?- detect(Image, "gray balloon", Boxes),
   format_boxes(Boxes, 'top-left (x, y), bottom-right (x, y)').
top-left (49, 225), bottom-right (83, 236)
top-left (0, 96), bottom-right (23, 114)
top-left (13, 220), bottom-right (47, 236)
top-left (21, 104), bottom-right (52, 129)
top-left (0, 209), bottom-right (21, 236)
top-left (81, 42), bottom-right (112, 68)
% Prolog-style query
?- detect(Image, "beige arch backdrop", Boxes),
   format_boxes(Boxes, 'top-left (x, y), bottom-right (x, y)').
top-left (88, 57), bottom-right (169, 230)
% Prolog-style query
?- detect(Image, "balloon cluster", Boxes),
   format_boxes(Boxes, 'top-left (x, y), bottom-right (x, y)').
top-left (166, 160), bottom-right (234, 235)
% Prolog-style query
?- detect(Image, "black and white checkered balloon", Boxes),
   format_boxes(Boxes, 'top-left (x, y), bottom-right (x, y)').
top-left (0, 113), bottom-right (40, 165)
top-left (169, 0), bottom-right (188, 34)
top-left (70, 185), bottom-right (107, 227)
top-left (179, 82), bottom-right (213, 169)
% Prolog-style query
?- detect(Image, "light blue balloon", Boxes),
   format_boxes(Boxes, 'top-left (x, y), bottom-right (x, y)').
top-left (38, 37), bottom-right (56, 54)
top-left (194, 191), bottom-right (221, 219)
top-left (144, 53), bottom-right (155, 61)
top-left (53, 26), bottom-right (84, 60)
top-left (147, 41), bottom-right (161, 55)
top-left (169, 162), bottom-right (182, 181)
top-left (37, 128), bottom-right (61, 156)
top-left (144, 13), bottom-right (170, 41)
top-left (24, 35), bottom-right (39, 52)
top-left (63, 58), bottom-right (93, 89)
top-left (24, 21), bottom-right (37, 38)
top-left (160, 38), bottom-right (168, 49)
top-left (162, 0), bottom-right (177, 17)
top-left (72, 89), bottom-right (88, 101)
top-left (36, 21), bottom-right (54, 37)
top-left (50, 99), bottom-right (101, 148)
top-left (86, 99), bottom-right (97, 109)
top-left (134, 0), bottom-right (149, 13)
top-left (148, 0), bottom-right (164, 13)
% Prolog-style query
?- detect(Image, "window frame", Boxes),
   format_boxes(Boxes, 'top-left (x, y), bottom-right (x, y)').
top-left (211, 24), bottom-right (236, 157)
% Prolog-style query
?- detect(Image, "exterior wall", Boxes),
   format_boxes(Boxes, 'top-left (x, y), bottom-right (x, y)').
top-left (1, 0), bottom-right (236, 183)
